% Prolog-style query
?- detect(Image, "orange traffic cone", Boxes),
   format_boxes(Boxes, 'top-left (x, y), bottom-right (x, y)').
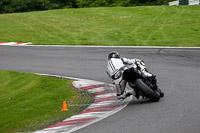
top-left (61, 101), bottom-right (68, 111)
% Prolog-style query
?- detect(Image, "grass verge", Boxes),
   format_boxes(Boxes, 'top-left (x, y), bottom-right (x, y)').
top-left (0, 70), bottom-right (94, 133)
top-left (0, 6), bottom-right (200, 47)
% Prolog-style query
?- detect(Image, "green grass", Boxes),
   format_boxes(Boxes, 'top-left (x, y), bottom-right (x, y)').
top-left (0, 6), bottom-right (200, 46)
top-left (0, 70), bottom-right (93, 133)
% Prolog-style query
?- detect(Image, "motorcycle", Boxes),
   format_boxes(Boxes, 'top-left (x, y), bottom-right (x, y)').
top-left (122, 64), bottom-right (164, 102)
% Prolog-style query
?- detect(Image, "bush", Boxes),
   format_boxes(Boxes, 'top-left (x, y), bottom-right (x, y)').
top-left (0, 0), bottom-right (174, 14)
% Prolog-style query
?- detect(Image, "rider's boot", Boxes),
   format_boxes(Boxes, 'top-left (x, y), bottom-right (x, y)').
top-left (125, 89), bottom-right (140, 99)
top-left (117, 93), bottom-right (126, 101)
top-left (117, 89), bottom-right (140, 101)
top-left (117, 89), bottom-right (136, 101)
top-left (125, 89), bottom-right (135, 97)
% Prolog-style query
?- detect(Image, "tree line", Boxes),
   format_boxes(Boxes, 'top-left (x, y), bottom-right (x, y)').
top-left (0, 0), bottom-right (173, 14)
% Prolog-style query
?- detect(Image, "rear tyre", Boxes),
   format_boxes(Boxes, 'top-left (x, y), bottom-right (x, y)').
top-left (134, 79), bottom-right (160, 102)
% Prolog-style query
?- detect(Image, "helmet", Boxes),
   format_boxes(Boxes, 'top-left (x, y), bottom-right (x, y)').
top-left (108, 51), bottom-right (120, 59)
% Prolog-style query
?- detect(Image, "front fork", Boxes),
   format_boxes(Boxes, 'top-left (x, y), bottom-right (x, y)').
top-left (145, 77), bottom-right (164, 98)
top-left (130, 77), bottom-right (163, 99)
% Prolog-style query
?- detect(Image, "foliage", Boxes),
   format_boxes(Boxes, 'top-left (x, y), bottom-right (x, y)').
top-left (0, 0), bottom-right (174, 14)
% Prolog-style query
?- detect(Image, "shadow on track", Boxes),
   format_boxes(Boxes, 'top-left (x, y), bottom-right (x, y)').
top-left (128, 98), bottom-right (164, 105)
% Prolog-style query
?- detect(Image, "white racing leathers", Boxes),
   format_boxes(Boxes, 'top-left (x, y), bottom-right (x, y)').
top-left (106, 57), bottom-right (152, 96)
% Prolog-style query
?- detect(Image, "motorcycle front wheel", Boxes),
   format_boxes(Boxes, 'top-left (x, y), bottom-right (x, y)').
top-left (134, 78), bottom-right (160, 102)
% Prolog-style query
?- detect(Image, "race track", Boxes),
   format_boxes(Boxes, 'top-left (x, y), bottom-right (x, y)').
top-left (0, 46), bottom-right (200, 133)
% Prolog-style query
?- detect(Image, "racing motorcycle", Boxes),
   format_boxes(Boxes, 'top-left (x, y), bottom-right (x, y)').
top-left (122, 64), bottom-right (164, 102)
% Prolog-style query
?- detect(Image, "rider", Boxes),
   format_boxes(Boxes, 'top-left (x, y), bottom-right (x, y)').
top-left (106, 51), bottom-right (155, 101)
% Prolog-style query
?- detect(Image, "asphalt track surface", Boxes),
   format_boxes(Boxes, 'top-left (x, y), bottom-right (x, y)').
top-left (0, 46), bottom-right (200, 133)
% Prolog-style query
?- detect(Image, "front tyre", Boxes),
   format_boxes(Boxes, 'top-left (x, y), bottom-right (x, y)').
top-left (134, 79), bottom-right (160, 102)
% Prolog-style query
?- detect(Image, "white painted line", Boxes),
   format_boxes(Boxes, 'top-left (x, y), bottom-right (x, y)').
top-left (35, 73), bottom-right (94, 81)
top-left (20, 42), bottom-right (32, 45)
top-left (87, 100), bottom-right (119, 108)
top-left (95, 93), bottom-right (116, 99)
top-left (37, 125), bottom-right (76, 133)
top-left (88, 86), bottom-right (115, 92)
top-left (69, 112), bottom-right (108, 119)
top-left (73, 80), bottom-right (105, 87)
top-left (87, 87), bottom-right (106, 93)
top-left (1, 44), bottom-right (200, 49)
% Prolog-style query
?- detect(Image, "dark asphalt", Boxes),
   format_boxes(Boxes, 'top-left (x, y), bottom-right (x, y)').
top-left (0, 46), bottom-right (200, 133)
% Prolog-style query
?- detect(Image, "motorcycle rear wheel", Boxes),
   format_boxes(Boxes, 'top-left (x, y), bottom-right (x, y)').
top-left (134, 78), bottom-right (160, 102)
